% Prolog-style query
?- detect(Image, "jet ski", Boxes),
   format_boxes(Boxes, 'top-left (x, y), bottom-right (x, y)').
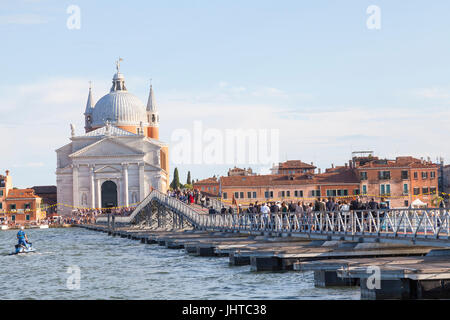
top-left (10, 243), bottom-right (36, 255)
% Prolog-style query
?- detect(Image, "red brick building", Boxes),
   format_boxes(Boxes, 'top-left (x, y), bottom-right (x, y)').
top-left (271, 160), bottom-right (316, 175)
top-left (5, 188), bottom-right (44, 225)
top-left (354, 156), bottom-right (439, 208)
top-left (193, 177), bottom-right (220, 196)
top-left (219, 166), bottom-right (359, 205)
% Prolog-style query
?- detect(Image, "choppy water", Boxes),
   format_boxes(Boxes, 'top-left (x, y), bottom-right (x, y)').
top-left (0, 228), bottom-right (359, 300)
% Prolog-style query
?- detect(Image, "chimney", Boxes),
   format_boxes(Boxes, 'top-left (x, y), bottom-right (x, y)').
top-left (318, 168), bottom-right (321, 174)
top-left (331, 163), bottom-right (334, 169)
top-left (311, 162), bottom-right (313, 165)
top-left (5, 170), bottom-right (9, 176)
top-left (345, 163), bottom-right (348, 168)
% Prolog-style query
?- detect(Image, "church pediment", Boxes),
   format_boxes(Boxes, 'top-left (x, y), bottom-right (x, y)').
top-left (94, 165), bottom-right (122, 174)
top-left (69, 138), bottom-right (144, 158)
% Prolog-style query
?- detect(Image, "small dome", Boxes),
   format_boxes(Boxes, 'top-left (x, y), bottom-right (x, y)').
top-left (91, 91), bottom-right (148, 127)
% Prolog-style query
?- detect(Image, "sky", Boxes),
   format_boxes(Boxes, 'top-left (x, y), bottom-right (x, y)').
top-left (1, 0), bottom-right (450, 188)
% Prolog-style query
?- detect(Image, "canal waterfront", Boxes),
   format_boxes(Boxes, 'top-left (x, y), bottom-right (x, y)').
top-left (0, 228), bottom-right (359, 300)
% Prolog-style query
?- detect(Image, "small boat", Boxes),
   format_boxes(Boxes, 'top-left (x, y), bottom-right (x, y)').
top-left (39, 225), bottom-right (49, 229)
top-left (10, 244), bottom-right (36, 255)
top-left (1, 225), bottom-right (8, 230)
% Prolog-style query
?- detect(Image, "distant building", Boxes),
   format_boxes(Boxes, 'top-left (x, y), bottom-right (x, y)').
top-left (0, 170), bottom-right (13, 216)
top-left (32, 186), bottom-right (57, 216)
top-left (227, 167), bottom-right (256, 177)
top-left (443, 164), bottom-right (450, 194)
top-left (220, 166), bottom-right (359, 204)
top-left (271, 160), bottom-right (316, 175)
top-left (5, 188), bottom-right (44, 225)
top-left (193, 177), bottom-right (220, 196)
top-left (354, 155), bottom-right (439, 208)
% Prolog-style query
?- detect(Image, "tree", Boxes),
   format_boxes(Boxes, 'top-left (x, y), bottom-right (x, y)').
top-left (186, 171), bottom-right (191, 185)
top-left (170, 167), bottom-right (181, 190)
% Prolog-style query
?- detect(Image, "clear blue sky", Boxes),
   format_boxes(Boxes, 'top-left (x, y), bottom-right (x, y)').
top-left (1, 0), bottom-right (450, 187)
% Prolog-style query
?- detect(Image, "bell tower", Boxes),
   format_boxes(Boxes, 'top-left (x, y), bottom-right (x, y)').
top-left (146, 83), bottom-right (159, 139)
top-left (84, 82), bottom-right (94, 133)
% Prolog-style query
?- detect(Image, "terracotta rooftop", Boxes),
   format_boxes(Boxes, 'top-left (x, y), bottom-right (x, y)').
top-left (194, 177), bottom-right (219, 185)
top-left (278, 160), bottom-right (316, 169)
top-left (358, 156), bottom-right (438, 169)
top-left (6, 188), bottom-right (41, 199)
top-left (221, 169), bottom-right (359, 187)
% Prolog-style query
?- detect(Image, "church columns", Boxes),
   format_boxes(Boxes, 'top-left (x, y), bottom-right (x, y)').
top-left (139, 162), bottom-right (145, 201)
top-left (96, 179), bottom-right (101, 208)
top-left (122, 163), bottom-right (129, 207)
top-left (89, 165), bottom-right (95, 208)
top-left (72, 164), bottom-right (79, 207)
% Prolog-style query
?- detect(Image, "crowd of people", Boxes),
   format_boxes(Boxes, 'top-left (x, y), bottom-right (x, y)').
top-left (167, 189), bottom-right (214, 208)
top-left (233, 196), bottom-right (390, 215)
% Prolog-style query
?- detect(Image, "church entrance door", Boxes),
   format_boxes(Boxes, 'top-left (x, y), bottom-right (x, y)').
top-left (101, 181), bottom-right (118, 208)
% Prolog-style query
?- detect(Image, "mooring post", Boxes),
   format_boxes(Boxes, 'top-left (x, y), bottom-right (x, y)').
top-left (107, 213), bottom-right (111, 231)
top-left (112, 215), bottom-right (115, 231)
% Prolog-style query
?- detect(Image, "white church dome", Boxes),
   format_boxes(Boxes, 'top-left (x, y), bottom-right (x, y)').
top-left (91, 90), bottom-right (147, 127)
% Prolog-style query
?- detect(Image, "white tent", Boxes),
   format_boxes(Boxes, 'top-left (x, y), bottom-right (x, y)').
top-left (411, 198), bottom-right (427, 208)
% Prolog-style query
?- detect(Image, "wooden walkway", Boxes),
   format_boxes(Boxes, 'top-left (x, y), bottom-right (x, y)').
top-left (79, 224), bottom-right (450, 300)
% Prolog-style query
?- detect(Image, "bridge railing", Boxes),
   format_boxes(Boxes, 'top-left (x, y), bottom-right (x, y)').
top-left (197, 208), bottom-right (450, 240)
top-left (98, 193), bottom-right (450, 241)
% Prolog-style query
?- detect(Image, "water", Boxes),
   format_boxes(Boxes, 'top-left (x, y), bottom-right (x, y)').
top-left (0, 228), bottom-right (360, 300)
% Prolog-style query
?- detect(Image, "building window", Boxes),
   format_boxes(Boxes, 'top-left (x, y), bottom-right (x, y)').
top-left (286, 191), bottom-right (290, 197)
top-left (404, 200), bottom-right (409, 207)
top-left (354, 189), bottom-right (360, 195)
top-left (360, 172), bottom-right (368, 180)
top-left (281, 191), bottom-right (285, 197)
top-left (326, 190), bottom-right (337, 197)
top-left (0, 203), bottom-right (2, 209)
top-left (414, 172), bottom-right (418, 179)
top-left (403, 184), bottom-right (408, 195)
top-left (413, 187), bottom-right (420, 195)
top-left (234, 192), bottom-right (239, 199)
top-left (247, 192), bottom-right (252, 199)
top-left (401, 171), bottom-right (409, 180)
top-left (223, 193), bottom-right (227, 199)
top-left (422, 172), bottom-right (428, 179)
top-left (240, 192), bottom-right (244, 199)
top-left (252, 192), bottom-right (257, 198)
top-left (430, 171), bottom-right (436, 179)
top-left (311, 190), bottom-right (321, 197)
top-left (26, 215), bottom-right (30, 221)
top-left (264, 191), bottom-right (273, 198)
top-left (12, 215), bottom-right (15, 221)
top-left (295, 190), bottom-right (304, 197)
top-left (0, 190), bottom-right (3, 196)
top-left (378, 171), bottom-right (391, 180)
top-left (362, 185), bottom-right (367, 195)
top-left (24, 203), bottom-right (31, 210)
top-left (422, 187), bottom-right (429, 195)
top-left (10, 204), bottom-right (16, 210)
top-left (430, 187), bottom-right (437, 194)
top-left (380, 184), bottom-right (391, 195)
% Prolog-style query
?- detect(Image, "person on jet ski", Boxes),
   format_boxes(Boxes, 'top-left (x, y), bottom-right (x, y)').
top-left (17, 226), bottom-right (30, 249)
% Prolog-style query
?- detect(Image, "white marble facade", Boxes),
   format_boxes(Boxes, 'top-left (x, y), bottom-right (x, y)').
top-left (56, 124), bottom-right (167, 215)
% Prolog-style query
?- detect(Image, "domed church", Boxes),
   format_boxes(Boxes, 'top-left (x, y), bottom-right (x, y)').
top-left (56, 60), bottom-right (169, 215)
